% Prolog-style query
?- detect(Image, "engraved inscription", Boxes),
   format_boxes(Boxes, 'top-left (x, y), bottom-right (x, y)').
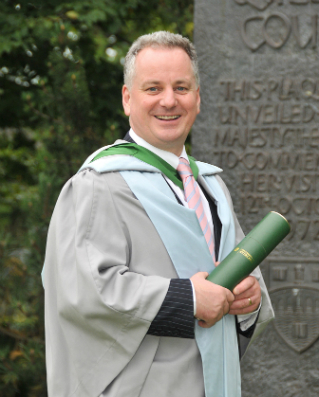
top-left (220, 78), bottom-right (319, 102)
top-left (213, 74), bottom-right (319, 236)
top-left (233, 0), bottom-right (319, 51)
top-left (241, 14), bottom-right (318, 51)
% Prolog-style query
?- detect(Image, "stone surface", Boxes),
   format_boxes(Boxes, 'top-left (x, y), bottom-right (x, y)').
top-left (193, 1), bottom-right (319, 395)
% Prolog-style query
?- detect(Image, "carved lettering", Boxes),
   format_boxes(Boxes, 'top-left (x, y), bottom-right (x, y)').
top-left (217, 104), bottom-right (318, 125)
top-left (240, 14), bottom-right (319, 51)
top-left (232, 105), bottom-right (249, 124)
top-left (220, 78), bottom-right (319, 101)
top-left (286, 219), bottom-right (319, 240)
top-left (214, 126), bottom-right (319, 149)
top-left (301, 79), bottom-right (319, 100)
top-left (240, 195), bottom-right (319, 217)
top-left (291, 15), bottom-right (317, 49)
top-left (217, 72), bottom-right (319, 240)
top-left (262, 13), bottom-right (292, 49)
top-left (290, 0), bottom-right (319, 5)
top-left (214, 149), bottom-right (319, 171)
top-left (303, 106), bottom-right (316, 123)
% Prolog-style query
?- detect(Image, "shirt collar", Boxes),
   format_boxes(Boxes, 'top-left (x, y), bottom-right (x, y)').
top-left (129, 128), bottom-right (189, 170)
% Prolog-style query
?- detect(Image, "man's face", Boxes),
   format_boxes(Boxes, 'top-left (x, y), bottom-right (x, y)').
top-left (122, 47), bottom-right (200, 156)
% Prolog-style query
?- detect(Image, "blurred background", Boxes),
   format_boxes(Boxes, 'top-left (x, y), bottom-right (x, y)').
top-left (0, 1), bottom-right (194, 395)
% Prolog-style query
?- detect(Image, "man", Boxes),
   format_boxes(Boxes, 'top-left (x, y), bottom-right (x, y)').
top-left (43, 31), bottom-right (274, 397)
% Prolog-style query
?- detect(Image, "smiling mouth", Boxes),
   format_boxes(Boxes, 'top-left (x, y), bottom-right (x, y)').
top-left (155, 115), bottom-right (181, 121)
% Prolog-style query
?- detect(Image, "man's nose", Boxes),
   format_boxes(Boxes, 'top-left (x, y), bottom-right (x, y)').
top-left (159, 88), bottom-right (177, 108)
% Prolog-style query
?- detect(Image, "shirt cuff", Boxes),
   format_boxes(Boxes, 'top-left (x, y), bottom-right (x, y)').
top-left (189, 279), bottom-right (197, 316)
top-left (237, 298), bottom-right (262, 332)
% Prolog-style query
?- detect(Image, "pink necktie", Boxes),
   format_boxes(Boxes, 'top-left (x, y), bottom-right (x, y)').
top-left (177, 158), bottom-right (215, 263)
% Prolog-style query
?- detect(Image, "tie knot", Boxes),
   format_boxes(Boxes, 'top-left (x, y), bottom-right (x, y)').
top-left (177, 158), bottom-right (193, 181)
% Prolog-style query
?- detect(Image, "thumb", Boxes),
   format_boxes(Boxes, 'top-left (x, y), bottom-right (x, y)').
top-left (191, 271), bottom-right (209, 281)
top-left (199, 271), bottom-right (209, 279)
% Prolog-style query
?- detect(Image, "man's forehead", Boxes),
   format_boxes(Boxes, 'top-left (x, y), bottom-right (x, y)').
top-left (134, 46), bottom-right (195, 82)
top-left (135, 45), bottom-right (188, 61)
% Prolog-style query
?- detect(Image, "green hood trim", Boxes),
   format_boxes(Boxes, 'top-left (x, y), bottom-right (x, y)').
top-left (91, 143), bottom-right (199, 190)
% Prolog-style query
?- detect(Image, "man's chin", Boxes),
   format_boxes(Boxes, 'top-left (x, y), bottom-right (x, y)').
top-left (154, 137), bottom-right (186, 155)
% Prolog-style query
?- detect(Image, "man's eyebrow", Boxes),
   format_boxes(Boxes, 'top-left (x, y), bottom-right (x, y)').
top-left (175, 79), bottom-right (191, 85)
top-left (141, 79), bottom-right (192, 86)
top-left (141, 80), bottom-right (161, 86)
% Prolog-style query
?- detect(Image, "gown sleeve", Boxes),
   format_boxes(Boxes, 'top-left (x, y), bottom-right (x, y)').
top-left (44, 168), bottom-right (170, 394)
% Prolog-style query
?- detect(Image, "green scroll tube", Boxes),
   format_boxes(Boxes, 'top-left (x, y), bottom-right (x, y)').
top-left (207, 211), bottom-right (290, 291)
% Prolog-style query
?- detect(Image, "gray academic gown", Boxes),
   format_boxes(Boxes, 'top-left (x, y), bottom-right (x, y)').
top-left (43, 147), bottom-right (274, 397)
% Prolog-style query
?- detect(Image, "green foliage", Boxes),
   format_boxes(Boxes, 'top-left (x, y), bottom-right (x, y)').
top-left (0, 0), bottom-right (194, 395)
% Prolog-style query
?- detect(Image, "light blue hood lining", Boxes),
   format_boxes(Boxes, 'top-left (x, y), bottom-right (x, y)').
top-left (119, 168), bottom-right (240, 397)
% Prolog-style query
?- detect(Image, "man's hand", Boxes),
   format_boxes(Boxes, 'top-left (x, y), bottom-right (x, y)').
top-left (228, 276), bottom-right (261, 315)
top-left (190, 272), bottom-right (235, 328)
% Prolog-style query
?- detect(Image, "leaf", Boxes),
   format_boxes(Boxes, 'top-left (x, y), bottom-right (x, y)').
top-left (66, 10), bottom-right (79, 20)
top-left (9, 350), bottom-right (24, 361)
top-left (3, 371), bottom-right (18, 385)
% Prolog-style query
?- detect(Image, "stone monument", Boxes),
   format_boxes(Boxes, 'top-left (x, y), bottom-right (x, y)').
top-left (193, 1), bottom-right (319, 395)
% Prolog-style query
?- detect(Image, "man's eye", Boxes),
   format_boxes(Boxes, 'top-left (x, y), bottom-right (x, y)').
top-left (148, 87), bottom-right (158, 92)
top-left (176, 87), bottom-right (187, 92)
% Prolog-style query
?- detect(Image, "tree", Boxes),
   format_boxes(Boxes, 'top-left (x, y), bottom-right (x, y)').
top-left (0, 0), bottom-right (194, 395)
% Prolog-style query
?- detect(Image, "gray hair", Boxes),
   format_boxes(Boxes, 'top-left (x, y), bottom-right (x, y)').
top-left (124, 31), bottom-right (200, 90)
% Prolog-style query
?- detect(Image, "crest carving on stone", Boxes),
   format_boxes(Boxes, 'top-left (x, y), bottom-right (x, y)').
top-left (266, 258), bottom-right (319, 353)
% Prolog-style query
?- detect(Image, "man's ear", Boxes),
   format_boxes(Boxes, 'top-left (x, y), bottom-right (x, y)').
top-left (122, 85), bottom-right (131, 116)
top-left (196, 86), bottom-right (201, 114)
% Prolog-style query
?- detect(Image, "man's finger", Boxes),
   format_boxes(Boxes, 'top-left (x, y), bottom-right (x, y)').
top-left (229, 288), bottom-right (261, 314)
top-left (225, 288), bottom-right (235, 304)
top-left (230, 296), bottom-right (259, 311)
top-left (233, 276), bottom-right (256, 295)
